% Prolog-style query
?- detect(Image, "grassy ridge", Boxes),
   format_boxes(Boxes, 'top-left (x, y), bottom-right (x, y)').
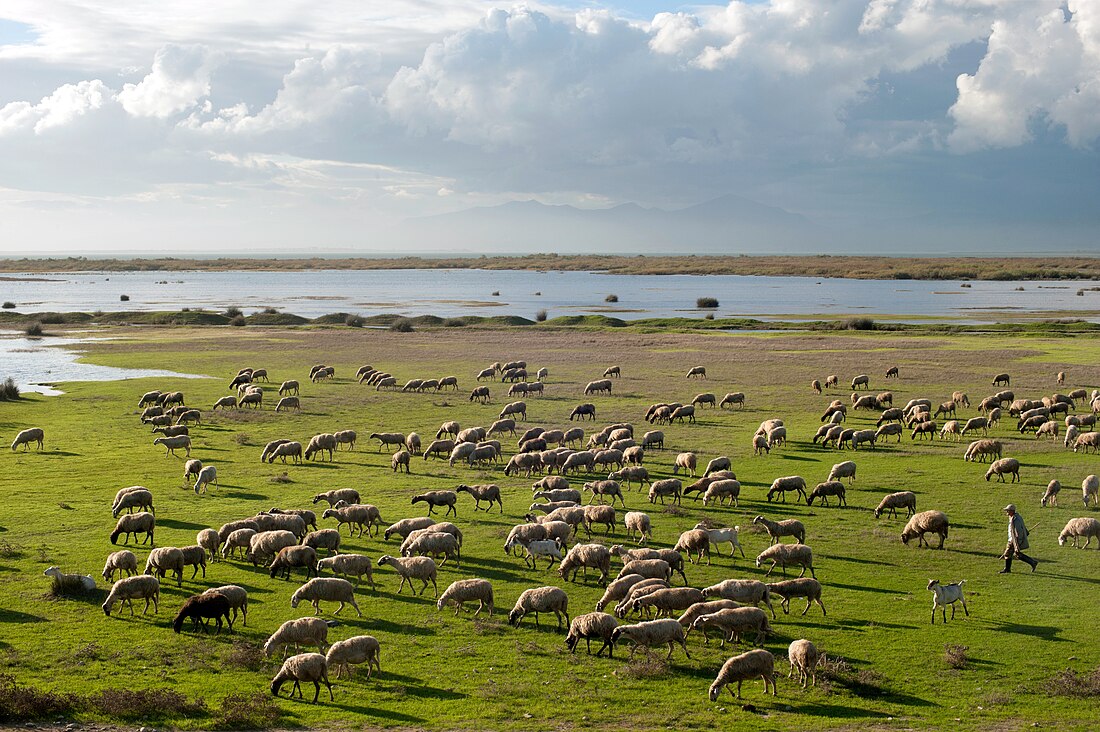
top-left (2, 254), bottom-right (1100, 280)
top-left (0, 326), bottom-right (1099, 730)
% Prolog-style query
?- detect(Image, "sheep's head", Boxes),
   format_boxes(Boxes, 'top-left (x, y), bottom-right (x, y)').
top-left (927, 579), bottom-right (940, 591)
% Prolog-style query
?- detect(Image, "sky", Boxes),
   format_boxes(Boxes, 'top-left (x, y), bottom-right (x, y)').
top-left (0, 0), bottom-right (1097, 255)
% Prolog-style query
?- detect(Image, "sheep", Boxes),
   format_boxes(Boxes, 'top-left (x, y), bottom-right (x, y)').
top-left (279, 379), bottom-right (299, 395)
top-left (437, 376), bottom-right (459, 391)
top-left (788, 640), bottom-right (821, 688)
top-left (476, 367), bottom-right (495, 381)
top-left (265, 441), bottom-right (301, 464)
top-left (910, 421), bottom-right (937, 440)
top-left (807, 480), bottom-right (847, 507)
top-left (533, 488), bottom-right (582, 505)
top-left (251, 512), bottom-right (308, 539)
top-left (102, 574), bottom-right (160, 616)
top-left (314, 554), bottom-right (374, 589)
top-left (500, 400), bottom-right (527, 420)
top-left (768, 578), bottom-right (826, 616)
top-left (960, 417), bottom-right (989, 437)
top-left (111, 488), bottom-right (154, 518)
top-left (221, 528), bottom-right (257, 560)
top-left (570, 403), bottom-right (597, 421)
top-left (613, 579), bottom-right (673, 619)
top-left (304, 433), bottom-right (337, 462)
top-left (144, 546), bottom-right (184, 587)
top-left (964, 438), bottom-right (1002, 462)
top-left (291, 577), bottom-right (361, 617)
top-left (101, 550), bottom-right (138, 583)
top-left (927, 579), bottom-right (968, 624)
top-left (582, 504), bottom-right (617, 536)
top-left (828, 460), bottom-right (856, 484)
top-left (565, 612), bottom-right (618, 657)
top-left (377, 554), bottom-right (438, 596)
top-left (595, 574), bottom-right (650, 612)
top-left (401, 531), bottom-right (461, 566)
top-left (514, 538), bottom-right (565, 569)
top-left (993, 372), bottom-right (1010, 386)
top-left (619, 559), bottom-right (672, 584)
top-left (677, 600), bottom-right (743, 638)
top-left (668, 529), bottom-right (708, 566)
top-left (1082, 475), bottom-right (1100, 507)
top-left (1058, 517), bottom-right (1100, 548)
top-left (174, 408), bottom-right (201, 426)
top-left (383, 516), bottom-right (436, 541)
top-left (326, 636), bottom-right (381, 680)
top-left (985, 458), bottom-right (1021, 483)
top-left (202, 585), bottom-right (248, 627)
top-left (312, 488), bottom-right (360, 508)
top-left (375, 376), bottom-right (398, 390)
top-left (504, 523), bottom-right (551, 555)
top-left (852, 374), bottom-right (870, 389)
top-left (938, 421), bottom-right (961, 441)
top-left (271, 653), bottom-right (334, 703)
top-left (469, 386), bottom-right (491, 403)
top-left (412, 490), bottom-right (458, 517)
top-left (874, 491), bottom-right (917, 518)
top-left (299, 529), bottom-right (340, 558)
top-left (437, 579), bottom-right (494, 616)
top-left (692, 607), bottom-right (772, 648)
top-left (152, 435), bottom-right (191, 457)
top-left (686, 366), bottom-right (707, 379)
top-left (693, 523), bottom-right (744, 557)
top-left (584, 379), bottom-right (613, 396)
top-left (139, 390), bottom-right (162, 407)
top-left (584, 479), bottom-right (625, 507)
top-left (901, 510), bottom-right (950, 549)
top-left (628, 587), bottom-right (706, 620)
top-left (934, 401), bottom-right (957, 419)
top-left (559, 543), bottom-right (612, 585)
top-left (178, 544), bottom-right (208, 579)
top-left (752, 515), bottom-right (805, 544)
top-left (248, 530), bottom-right (299, 567)
top-left (10, 427), bottom-right (44, 451)
top-left (756, 543), bottom-right (815, 578)
top-left (667, 452), bottom-right (695, 478)
top-left (767, 476), bottom-right (808, 503)
top-left (612, 619), bottom-right (690, 660)
top-left (264, 617), bottom-right (332, 658)
top-left (173, 592), bottom-right (232, 635)
top-left (623, 512), bottom-right (652, 545)
top-left (110, 512), bottom-right (155, 546)
top-left (1074, 432), bottom-right (1100, 453)
top-left (386, 449), bottom-right (410, 473)
top-left (719, 392), bottom-right (746, 409)
top-left (1041, 480), bottom-right (1061, 507)
top-left (608, 467), bottom-right (650, 491)
top-left (43, 566), bottom-right (95, 596)
top-left (670, 405), bottom-right (697, 424)
top-left (238, 390), bottom-right (263, 408)
top-left (152, 425), bottom-right (190, 439)
top-left (260, 439), bottom-right (290, 463)
top-left (509, 586), bottom-right (570, 630)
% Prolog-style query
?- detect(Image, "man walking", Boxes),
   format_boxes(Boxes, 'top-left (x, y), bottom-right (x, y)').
top-left (999, 504), bottom-right (1038, 573)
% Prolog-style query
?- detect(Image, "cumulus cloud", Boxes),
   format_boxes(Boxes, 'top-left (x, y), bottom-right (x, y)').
top-left (0, 79), bottom-right (109, 134)
top-left (117, 44), bottom-right (212, 118)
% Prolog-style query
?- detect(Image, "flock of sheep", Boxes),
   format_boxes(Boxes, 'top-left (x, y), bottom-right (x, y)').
top-left (14, 353), bottom-right (1100, 712)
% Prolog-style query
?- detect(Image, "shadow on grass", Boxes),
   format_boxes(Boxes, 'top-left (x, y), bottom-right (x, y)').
top-left (328, 702), bottom-right (426, 722)
top-left (979, 619), bottom-right (1066, 641)
top-left (157, 518), bottom-right (208, 531)
top-left (827, 554), bottom-right (895, 567)
top-left (834, 618), bottom-right (917, 630)
top-left (827, 581), bottom-right (902, 596)
top-left (796, 702), bottom-right (896, 719)
top-left (0, 609), bottom-right (48, 623)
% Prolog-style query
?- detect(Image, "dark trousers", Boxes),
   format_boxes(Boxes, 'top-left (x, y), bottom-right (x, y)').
top-left (1003, 544), bottom-right (1037, 571)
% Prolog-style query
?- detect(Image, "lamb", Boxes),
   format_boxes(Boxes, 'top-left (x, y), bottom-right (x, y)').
top-left (437, 579), bottom-right (494, 616)
top-left (401, 531), bottom-right (461, 566)
top-left (221, 528), bottom-right (257, 560)
top-left (901, 510), bottom-right (950, 549)
top-left (1041, 480), bottom-right (1061, 507)
top-left (671, 452), bottom-right (697, 477)
top-left (264, 617), bottom-right (331, 658)
top-left (985, 457), bottom-right (1021, 483)
top-left (752, 515), bottom-right (806, 544)
top-left (111, 488), bottom-right (154, 518)
top-left (566, 612), bottom-right (618, 657)
top-left (559, 543), bottom-right (612, 585)
top-left (10, 427), bottom-right (44, 451)
top-left (756, 543), bottom-right (815, 578)
top-left (110, 512), bottom-right (155, 546)
top-left (709, 649), bottom-right (777, 701)
top-left (412, 490), bottom-right (458, 517)
top-left (807, 480), bottom-right (847, 507)
top-left (828, 460), bottom-right (856, 484)
top-left (291, 577), bottom-right (361, 617)
top-left (101, 550), bottom-right (138, 582)
top-left (788, 640), bottom-right (821, 688)
top-left (270, 653), bottom-right (334, 703)
top-left (509, 586), bottom-right (570, 630)
top-left (43, 566), bottom-right (95, 596)
top-left (1058, 517), bottom-right (1100, 548)
top-left (611, 618), bottom-right (690, 660)
top-left (582, 504), bottom-right (617, 536)
top-left (172, 592), bottom-right (232, 635)
top-left (624, 512), bottom-right (652, 545)
top-left (767, 476), bottom-right (808, 503)
top-left (143, 546), bottom-right (184, 587)
top-left (102, 574), bottom-right (160, 616)
top-left (874, 491), bottom-right (917, 518)
top-left (693, 523), bottom-right (744, 557)
top-left (927, 579), bottom-right (968, 623)
top-left (1084, 475), bottom-right (1099, 507)
top-left (153, 435), bottom-right (191, 457)
top-left (767, 578), bottom-right (826, 616)
top-left (629, 587), bottom-right (706, 619)
top-left (692, 607), bottom-right (772, 647)
top-left (326, 636), bottom-right (381, 680)
top-left (377, 554), bottom-right (438, 596)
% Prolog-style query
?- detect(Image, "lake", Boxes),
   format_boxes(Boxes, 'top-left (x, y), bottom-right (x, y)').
top-left (3, 269), bottom-right (1099, 322)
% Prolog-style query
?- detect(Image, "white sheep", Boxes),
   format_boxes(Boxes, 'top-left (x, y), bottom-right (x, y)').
top-left (196, 528), bottom-right (220, 563)
top-left (101, 550), bottom-right (138, 582)
top-left (752, 515), bottom-right (806, 544)
top-left (270, 653), bottom-right (334, 703)
top-left (559, 543), bottom-right (612, 585)
top-left (1083, 475), bottom-right (1099, 507)
top-left (624, 511), bottom-right (652, 545)
top-left (316, 553), bottom-right (376, 588)
top-left (1058, 517), bottom-right (1100, 548)
top-left (43, 566), bottom-right (95, 595)
top-left (928, 579), bottom-right (968, 623)
top-left (264, 617), bottom-right (331, 658)
top-left (222, 528), bottom-right (257, 560)
top-left (828, 460), bottom-right (856, 483)
top-left (102, 574), bottom-right (160, 616)
top-left (701, 579), bottom-right (775, 618)
top-left (10, 427), bottom-right (44, 451)
top-left (709, 649), bottom-right (777, 701)
top-left (326, 636), bottom-right (381, 679)
top-left (303, 529), bottom-right (342, 556)
top-left (377, 554), bottom-right (438, 596)
top-left (193, 465), bottom-right (218, 495)
top-left (203, 585), bottom-right (248, 626)
top-left (291, 577), bottom-right (361, 617)
top-left (401, 531), bottom-right (461, 566)
top-left (111, 488), bottom-right (154, 518)
top-left (566, 612), bottom-right (619, 657)
top-left (767, 578), bottom-right (826, 616)
top-left (596, 574), bottom-right (648, 612)
top-left (509, 586), bottom-right (570, 630)
top-left (873, 491), bottom-right (917, 519)
top-left (437, 578), bottom-right (495, 616)
top-left (788, 639), bottom-right (820, 688)
top-left (901, 510), bottom-right (950, 549)
top-left (756, 543), bottom-right (815, 578)
top-left (610, 618), bottom-right (690, 661)
top-left (143, 546), bottom-right (184, 587)
top-left (692, 607), bottom-right (771, 648)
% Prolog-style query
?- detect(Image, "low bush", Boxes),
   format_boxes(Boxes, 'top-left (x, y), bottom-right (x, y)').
top-left (1044, 667), bottom-right (1100, 698)
top-left (392, 318), bottom-right (414, 332)
top-left (0, 377), bottom-right (19, 400)
top-left (944, 644), bottom-right (969, 669)
top-left (535, 310), bottom-right (548, 322)
top-left (1, 301), bottom-right (14, 309)
top-left (696, 297), bottom-right (719, 308)
top-left (345, 314), bottom-right (365, 328)
top-left (229, 315), bottom-right (247, 327)
top-left (225, 306), bottom-right (243, 318)
top-left (24, 322), bottom-right (42, 337)
top-left (605, 294), bottom-right (619, 302)
top-left (211, 693), bottom-right (281, 729)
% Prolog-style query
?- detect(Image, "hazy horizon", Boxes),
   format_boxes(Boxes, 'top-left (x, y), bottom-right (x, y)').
top-left (1, 1), bottom-right (1097, 254)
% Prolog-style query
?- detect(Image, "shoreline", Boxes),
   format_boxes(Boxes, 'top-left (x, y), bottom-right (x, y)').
top-left (1, 254), bottom-right (1100, 280)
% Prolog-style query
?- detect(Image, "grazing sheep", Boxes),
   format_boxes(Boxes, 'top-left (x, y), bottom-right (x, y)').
top-left (768, 578), bottom-right (826, 616)
top-left (144, 546), bottom-right (184, 587)
top-left (767, 476), bottom-right (808, 503)
top-left (178, 544), bottom-right (208, 579)
top-left (756, 543), bottom-right (815, 578)
top-left (673, 529), bottom-right (711, 566)
top-left (192, 465), bottom-right (218, 495)
top-left (260, 439), bottom-right (290, 463)
top-left (692, 607), bottom-right (772, 648)
top-left (10, 427), bottom-right (44, 451)
top-left (585, 479), bottom-right (626, 506)
top-left (559, 544), bottom-right (612, 585)
top-left (671, 452), bottom-right (697, 477)
top-left (303, 529), bottom-right (342, 557)
top-left (153, 435), bottom-right (191, 457)
top-left (964, 438), bottom-right (1002, 463)
top-left (612, 618), bottom-right (690, 660)
top-left (584, 379), bottom-right (613, 396)
top-left (1040, 479), bottom-right (1061, 507)
top-left (686, 366), bottom-right (707, 379)
top-left (316, 554), bottom-right (375, 589)
top-left (304, 433), bottom-right (337, 462)
top-left (693, 523), bottom-right (744, 557)
top-left (271, 653), bottom-right (333, 703)
top-left (264, 617), bottom-right (332, 658)
top-left (596, 574), bottom-right (648, 612)
top-left (401, 531), bottom-right (461, 566)
top-left (110, 511), bottom-right (155, 546)
top-left (619, 559), bottom-right (673, 583)
top-left (312, 488), bottom-right (360, 507)
top-left (609, 466), bottom-right (650, 490)
top-left (291, 577), bottom-right (361, 617)
top-left (628, 587), bottom-right (706, 620)
top-left (788, 640), bottom-right (820, 688)
top-left (102, 574), bottom-right (160, 616)
top-left (828, 461), bottom-right (856, 484)
top-left (708, 650), bottom-right (775, 702)
top-left (1081, 474), bottom-right (1100, 507)
top-left (377, 554), bottom-right (438, 596)
top-left (852, 374), bottom-right (869, 389)
top-left (927, 579), bottom-right (968, 623)
top-left (102, 550), bottom-right (138, 582)
top-left (266, 440), bottom-right (302, 464)
top-left (326, 636), bottom-right (381, 680)
top-left (221, 528), bottom-right (258, 560)
top-left (752, 515), bottom-right (805, 544)
top-left (213, 395), bottom-right (238, 410)
top-left (111, 488), bottom-right (154, 518)
top-left (719, 392), bottom-right (746, 409)
top-left (173, 592), bottom-right (232, 635)
top-left (807, 481), bottom-right (847, 507)
top-left (383, 516), bottom-right (435, 541)
top-left (509, 586), bottom-right (570, 630)
top-left (390, 449), bottom-right (411, 474)
top-left (437, 578), bottom-right (494, 616)
top-left (811, 379), bottom-right (822, 394)
top-left (248, 530), bottom-right (299, 567)
top-left (279, 380), bottom-right (299, 395)
top-left (412, 490), bottom-right (458, 517)
top-left (1074, 432), bottom-right (1100, 453)
top-left (469, 386), bottom-right (491, 403)
top-left (582, 504), bottom-right (617, 536)
top-left (874, 491), bottom-right (917, 518)
top-left (566, 612), bottom-right (618, 657)
top-left (624, 511), bottom-right (652, 545)
top-left (985, 458), bottom-right (1021, 483)
top-left (269, 545), bottom-right (319, 581)
top-left (500, 400), bottom-right (527, 420)
top-left (570, 403), bottom-right (597, 421)
top-left (901, 510), bottom-right (950, 549)
top-left (1058, 517), bottom-right (1100, 548)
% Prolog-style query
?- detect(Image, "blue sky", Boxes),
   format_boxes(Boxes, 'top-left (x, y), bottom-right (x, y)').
top-left (0, 1), bottom-right (1096, 254)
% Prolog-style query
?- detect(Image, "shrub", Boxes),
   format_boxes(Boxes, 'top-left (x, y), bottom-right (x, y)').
top-left (696, 297), bottom-right (719, 308)
top-left (211, 693), bottom-right (281, 729)
top-left (229, 315), bottom-right (247, 327)
top-left (1044, 667), bottom-right (1100, 698)
top-left (704, 313), bottom-right (715, 320)
top-left (844, 317), bottom-right (876, 331)
top-left (0, 377), bottom-right (19, 401)
top-left (1, 301), bottom-right (14, 309)
top-left (262, 307), bottom-right (279, 314)
top-left (119, 294), bottom-right (129, 302)
top-left (605, 294), bottom-right (619, 302)
top-left (38, 313), bottom-right (65, 324)
top-left (443, 318), bottom-right (467, 328)
top-left (226, 641), bottom-right (264, 671)
top-left (535, 310), bottom-right (548, 322)
top-left (944, 644), bottom-right (969, 669)
top-left (0, 673), bottom-right (78, 721)
top-left (24, 322), bottom-right (42, 337)
top-left (391, 318), bottom-right (414, 333)
top-left (345, 314), bottom-right (365, 328)
top-left (269, 472), bottom-right (293, 484)
top-left (225, 306), bottom-right (243, 318)
top-left (491, 290), bottom-right (500, 296)
top-left (233, 432), bottom-right (252, 446)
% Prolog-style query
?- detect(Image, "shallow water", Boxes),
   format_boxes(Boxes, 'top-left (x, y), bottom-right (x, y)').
top-left (3, 270), bottom-right (1099, 322)
top-left (0, 332), bottom-right (209, 394)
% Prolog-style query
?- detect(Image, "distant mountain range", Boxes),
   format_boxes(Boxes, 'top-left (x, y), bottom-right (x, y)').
top-left (396, 194), bottom-right (825, 253)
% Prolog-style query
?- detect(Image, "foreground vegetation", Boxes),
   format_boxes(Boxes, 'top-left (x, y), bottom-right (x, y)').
top-left (1, 325), bottom-right (1098, 730)
top-left (2, 254), bottom-right (1100, 280)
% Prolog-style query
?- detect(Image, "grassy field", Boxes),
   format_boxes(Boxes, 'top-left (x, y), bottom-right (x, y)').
top-left (1, 325), bottom-right (1099, 730)
top-left (2, 254), bottom-right (1100, 280)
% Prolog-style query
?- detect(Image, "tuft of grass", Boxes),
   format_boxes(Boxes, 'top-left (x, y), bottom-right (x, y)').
top-left (269, 472), bottom-right (293, 484)
top-left (1, 301), bottom-right (14, 309)
top-left (0, 377), bottom-right (20, 400)
top-left (696, 296), bottom-right (719, 308)
top-left (345, 314), bottom-right (365, 328)
top-left (225, 641), bottom-right (264, 671)
top-left (944, 644), bottom-right (969, 669)
top-left (24, 322), bottom-right (43, 337)
top-left (211, 693), bottom-right (281, 729)
top-left (617, 653), bottom-right (670, 679)
top-left (605, 294), bottom-right (619, 302)
top-left (233, 432), bottom-right (252, 446)
top-left (391, 318), bottom-right (415, 332)
top-left (229, 315), bottom-right (247, 327)
top-left (1044, 667), bottom-right (1100, 698)
top-left (535, 310), bottom-right (548, 322)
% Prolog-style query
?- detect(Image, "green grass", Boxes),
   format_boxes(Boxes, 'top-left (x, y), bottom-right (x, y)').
top-left (1, 326), bottom-right (1099, 730)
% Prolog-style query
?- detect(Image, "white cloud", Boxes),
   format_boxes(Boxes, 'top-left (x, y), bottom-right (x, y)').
top-left (0, 79), bottom-right (109, 134)
top-left (117, 44), bottom-right (212, 118)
